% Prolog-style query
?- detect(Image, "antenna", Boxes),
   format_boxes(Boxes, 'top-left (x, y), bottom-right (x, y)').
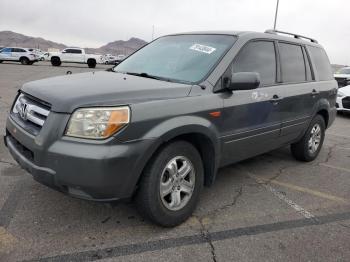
top-left (273, 0), bottom-right (280, 30)
top-left (152, 25), bottom-right (155, 41)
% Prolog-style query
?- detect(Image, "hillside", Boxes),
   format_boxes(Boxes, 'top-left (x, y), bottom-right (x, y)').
top-left (0, 31), bottom-right (147, 55)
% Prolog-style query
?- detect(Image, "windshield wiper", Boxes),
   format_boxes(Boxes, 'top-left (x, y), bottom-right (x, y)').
top-left (125, 72), bottom-right (166, 81)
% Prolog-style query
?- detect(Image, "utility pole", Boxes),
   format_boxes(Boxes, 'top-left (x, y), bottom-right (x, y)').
top-left (273, 0), bottom-right (280, 30)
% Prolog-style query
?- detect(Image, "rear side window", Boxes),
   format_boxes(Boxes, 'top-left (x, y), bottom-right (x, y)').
top-left (307, 46), bottom-right (333, 81)
top-left (232, 41), bottom-right (276, 86)
top-left (279, 43), bottom-right (306, 83)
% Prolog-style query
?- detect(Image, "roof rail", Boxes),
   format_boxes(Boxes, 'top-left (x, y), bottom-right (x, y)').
top-left (265, 29), bottom-right (318, 44)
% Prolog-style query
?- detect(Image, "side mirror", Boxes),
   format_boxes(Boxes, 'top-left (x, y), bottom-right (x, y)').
top-left (224, 72), bottom-right (261, 91)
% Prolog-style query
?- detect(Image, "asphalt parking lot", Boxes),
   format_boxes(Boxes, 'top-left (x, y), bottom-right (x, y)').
top-left (0, 61), bottom-right (349, 262)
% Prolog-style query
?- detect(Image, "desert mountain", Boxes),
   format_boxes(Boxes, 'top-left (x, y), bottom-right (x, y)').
top-left (0, 31), bottom-right (147, 55)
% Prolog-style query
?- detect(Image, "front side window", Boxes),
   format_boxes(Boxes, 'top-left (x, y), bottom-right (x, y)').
top-left (114, 34), bottom-right (236, 84)
top-left (232, 41), bottom-right (276, 86)
top-left (279, 43), bottom-right (306, 83)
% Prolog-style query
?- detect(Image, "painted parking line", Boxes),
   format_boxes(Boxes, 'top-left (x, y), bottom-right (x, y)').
top-left (241, 169), bottom-right (316, 219)
top-left (258, 177), bottom-right (349, 205)
top-left (320, 163), bottom-right (350, 174)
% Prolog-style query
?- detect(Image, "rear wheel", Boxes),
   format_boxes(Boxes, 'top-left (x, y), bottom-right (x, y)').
top-left (0, 60), bottom-right (3, 63)
top-left (291, 115), bottom-right (325, 162)
top-left (51, 57), bottom-right (61, 66)
top-left (20, 57), bottom-right (29, 65)
top-left (136, 141), bottom-right (204, 227)
top-left (87, 59), bottom-right (96, 68)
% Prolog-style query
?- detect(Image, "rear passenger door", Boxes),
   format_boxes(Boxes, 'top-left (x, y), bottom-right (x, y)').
top-left (11, 48), bottom-right (26, 61)
top-left (277, 42), bottom-right (315, 142)
top-left (221, 40), bottom-right (283, 165)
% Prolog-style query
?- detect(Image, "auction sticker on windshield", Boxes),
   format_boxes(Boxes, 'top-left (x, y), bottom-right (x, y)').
top-left (190, 44), bottom-right (216, 54)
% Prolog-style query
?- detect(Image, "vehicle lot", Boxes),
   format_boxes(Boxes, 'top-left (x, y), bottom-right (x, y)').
top-left (0, 62), bottom-right (349, 261)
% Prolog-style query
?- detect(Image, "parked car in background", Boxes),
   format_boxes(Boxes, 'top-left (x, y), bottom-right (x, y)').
top-left (334, 67), bottom-right (350, 88)
top-left (49, 48), bottom-right (102, 68)
top-left (0, 47), bottom-right (39, 65)
top-left (336, 85), bottom-right (350, 113)
top-left (28, 49), bottom-right (49, 61)
top-left (5, 30), bottom-right (337, 226)
top-left (102, 54), bottom-right (117, 64)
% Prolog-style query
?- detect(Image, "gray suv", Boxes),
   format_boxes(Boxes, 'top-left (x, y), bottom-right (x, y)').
top-left (4, 30), bottom-right (337, 226)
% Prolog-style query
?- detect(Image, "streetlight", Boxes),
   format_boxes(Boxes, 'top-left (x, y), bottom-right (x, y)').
top-left (273, 0), bottom-right (280, 30)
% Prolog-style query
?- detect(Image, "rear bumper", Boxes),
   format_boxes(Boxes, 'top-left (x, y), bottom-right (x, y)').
top-left (5, 115), bottom-right (156, 201)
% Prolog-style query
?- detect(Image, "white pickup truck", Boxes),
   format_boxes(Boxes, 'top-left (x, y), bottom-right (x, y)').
top-left (49, 48), bottom-right (102, 68)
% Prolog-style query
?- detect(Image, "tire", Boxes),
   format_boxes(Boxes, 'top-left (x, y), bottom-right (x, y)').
top-left (291, 114), bottom-right (326, 162)
top-left (20, 57), bottom-right (29, 65)
top-left (28, 61), bottom-right (34, 65)
top-left (51, 57), bottom-right (61, 66)
top-left (136, 141), bottom-right (204, 227)
top-left (87, 59), bottom-right (96, 68)
top-left (0, 60), bottom-right (3, 63)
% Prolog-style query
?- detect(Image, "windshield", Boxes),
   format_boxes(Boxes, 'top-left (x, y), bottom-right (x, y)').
top-left (113, 34), bottom-right (236, 84)
top-left (337, 68), bottom-right (350, 74)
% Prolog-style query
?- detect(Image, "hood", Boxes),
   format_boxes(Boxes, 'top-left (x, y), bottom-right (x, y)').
top-left (21, 71), bottom-right (192, 113)
top-left (338, 85), bottom-right (350, 95)
top-left (334, 74), bottom-right (350, 79)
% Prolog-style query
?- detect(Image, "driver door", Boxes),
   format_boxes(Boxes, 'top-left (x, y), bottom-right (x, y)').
top-left (220, 40), bottom-right (283, 165)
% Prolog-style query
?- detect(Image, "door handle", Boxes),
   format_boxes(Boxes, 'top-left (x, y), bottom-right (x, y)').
top-left (311, 89), bottom-right (320, 96)
top-left (270, 95), bottom-right (282, 105)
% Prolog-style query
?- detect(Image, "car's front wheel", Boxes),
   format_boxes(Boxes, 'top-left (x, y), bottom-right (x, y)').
top-left (136, 141), bottom-right (204, 227)
top-left (20, 57), bottom-right (29, 65)
top-left (291, 114), bottom-right (326, 162)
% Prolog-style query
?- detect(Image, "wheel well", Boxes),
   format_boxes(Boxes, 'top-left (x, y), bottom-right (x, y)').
top-left (317, 109), bottom-right (329, 127)
top-left (87, 58), bottom-right (96, 63)
top-left (19, 56), bottom-right (28, 61)
top-left (158, 133), bottom-right (217, 187)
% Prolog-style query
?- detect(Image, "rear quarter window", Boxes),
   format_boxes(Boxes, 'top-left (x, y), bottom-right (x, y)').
top-left (307, 46), bottom-right (333, 81)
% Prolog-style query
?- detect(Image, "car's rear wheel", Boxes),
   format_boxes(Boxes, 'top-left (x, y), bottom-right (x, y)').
top-left (291, 114), bottom-right (325, 162)
top-left (0, 60), bottom-right (3, 63)
top-left (136, 141), bottom-right (204, 227)
top-left (51, 57), bottom-right (61, 66)
top-left (87, 59), bottom-right (96, 68)
top-left (20, 57), bottom-right (29, 65)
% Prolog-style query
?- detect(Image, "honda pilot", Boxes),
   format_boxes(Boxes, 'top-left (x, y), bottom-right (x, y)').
top-left (4, 30), bottom-right (337, 226)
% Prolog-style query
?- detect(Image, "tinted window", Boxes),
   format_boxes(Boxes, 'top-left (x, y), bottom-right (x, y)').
top-left (66, 49), bottom-right (82, 54)
top-left (307, 46), bottom-right (333, 81)
top-left (232, 41), bottom-right (276, 86)
top-left (279, 43), bottom-right (306, 83)
top-left (13, 48), bottom-right (26, 52)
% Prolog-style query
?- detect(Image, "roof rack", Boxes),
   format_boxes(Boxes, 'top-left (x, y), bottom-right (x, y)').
top-left (265, 29), bottom-right (318, 44)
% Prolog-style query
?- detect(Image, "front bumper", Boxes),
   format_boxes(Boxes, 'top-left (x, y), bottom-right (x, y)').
top-left (5, 115), bottom-right (156, 201)
top-left (336, 96), bottom-right (350, 112)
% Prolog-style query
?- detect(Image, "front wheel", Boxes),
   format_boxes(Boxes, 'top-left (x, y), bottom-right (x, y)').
top-left (136, 141), bottom-right (204, 227)
top-left (20, 57), bottom-right (29, 65)
top-left (291, 115), bottom-right (326, 162)
top-left (87, 59), bottom-right (96, 68)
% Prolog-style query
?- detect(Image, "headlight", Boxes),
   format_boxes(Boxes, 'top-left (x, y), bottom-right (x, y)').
top-left (65, 106), bottom-right (130, 139)
top-left (337, 91), bottom-right (345, 98)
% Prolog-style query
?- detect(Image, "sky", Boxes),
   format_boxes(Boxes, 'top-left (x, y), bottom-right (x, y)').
top-left (0, 0), bottom-right (349, 64)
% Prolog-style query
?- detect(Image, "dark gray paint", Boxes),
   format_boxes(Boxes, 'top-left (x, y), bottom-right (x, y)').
top-left (5, 31), bottom-right (337, 201)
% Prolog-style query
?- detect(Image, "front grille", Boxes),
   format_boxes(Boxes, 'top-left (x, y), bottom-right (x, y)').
top-left (10, 93), bottom-right (51, 136)
top-left (335, 77), bottom-right (349, 88)
top-left (342, 97), bottom-right (350, 109)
